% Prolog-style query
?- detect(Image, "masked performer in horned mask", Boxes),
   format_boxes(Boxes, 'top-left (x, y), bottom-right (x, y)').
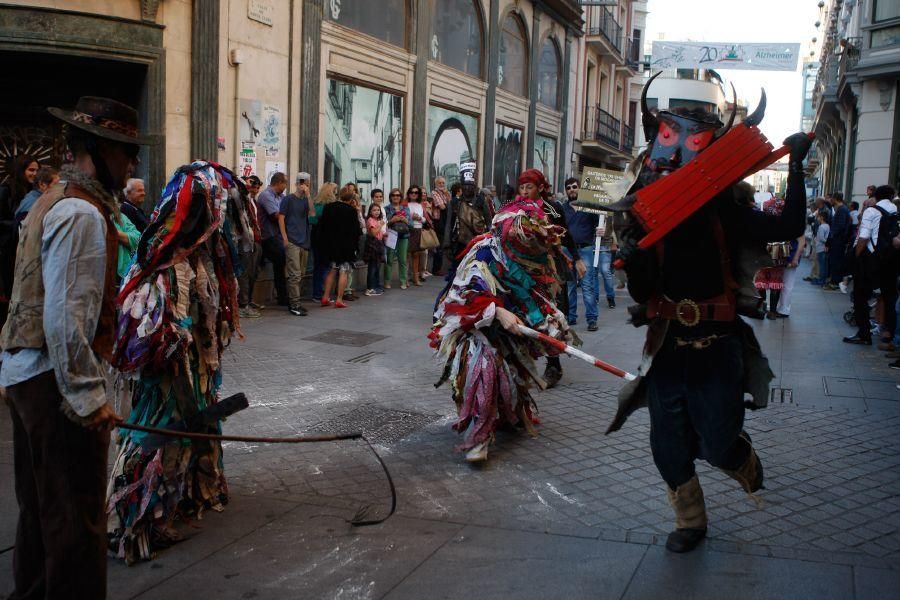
top-left (430, 169), bottom-right (574, 463)
top-left (107, 161), bottom-right (256, 563)
top-left (598, 73), bottom-right (811, 553)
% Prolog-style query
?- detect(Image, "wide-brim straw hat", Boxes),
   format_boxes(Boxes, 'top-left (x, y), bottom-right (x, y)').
top-left (48, 96), bottom-right (155, 145)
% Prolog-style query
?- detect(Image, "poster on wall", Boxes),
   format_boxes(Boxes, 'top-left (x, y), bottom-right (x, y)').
top-left (427, 105), bottom-right (479, 191)
top-left (239, 148), bottom-right (257, 178)
top-left (324, 78), bottom-right (403, 195)
top-left (264, 161), bottom-right (286, 187)
top-left (533, 134), bottom-right (557, 190)
top-left (261, 104), bottom-right (281, 156)
top-left (239, 99), bottom-right (262, 146)
top-left (493, 123), bottom-right (523, 198)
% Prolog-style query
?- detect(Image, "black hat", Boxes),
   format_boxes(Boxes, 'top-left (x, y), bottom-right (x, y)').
top-left (48, 96), bottom-right (155, 145)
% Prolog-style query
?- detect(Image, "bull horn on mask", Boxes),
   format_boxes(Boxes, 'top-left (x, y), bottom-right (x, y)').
top-left (744, 88), bottom-right (767, 127)
top-left (715, 83), bottom-right (738, 139)
top-left (641, 71), bottom-right (663, 141)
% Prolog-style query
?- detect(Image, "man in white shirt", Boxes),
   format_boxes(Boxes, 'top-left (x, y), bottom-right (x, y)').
top-left (844, 185), bottom-right (898, 345)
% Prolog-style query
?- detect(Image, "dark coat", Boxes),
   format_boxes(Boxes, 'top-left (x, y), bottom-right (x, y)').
top-left (318, 201), bottom-right (361, 264)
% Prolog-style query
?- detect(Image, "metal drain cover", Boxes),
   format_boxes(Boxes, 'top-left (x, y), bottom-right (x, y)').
top-left (302, 329), bottom-right (389, 347)
top-left (308, 405), bottom-right (437, 444)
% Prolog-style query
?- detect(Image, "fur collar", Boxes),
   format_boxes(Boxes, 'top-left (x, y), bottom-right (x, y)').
top-left (59, 165), bottom-right (120, 219)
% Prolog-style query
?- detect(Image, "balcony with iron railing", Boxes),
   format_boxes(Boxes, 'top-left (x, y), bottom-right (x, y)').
top-left (584, 6), bottom-right (623, 57)
top-left (837, 37), bottom-right (861, 88)
top-left (583, 105), bottom-right (635, 155)
top-left (812, 56), bottom-right (839, 111)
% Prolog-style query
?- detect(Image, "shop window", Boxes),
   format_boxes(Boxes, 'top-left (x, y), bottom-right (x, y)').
top-left (669, 98), bottom-right (716, 113)
top-left (493, 123), bottom-right (523, 196)
top-left (874, 0), bottom-right (900, 22)
top-left (428, 105), bottom-right (479, 190)
top-left (324, 78), bottom-right (403, 195)
top-left (430, 0), bottom-right (484, 78)
top-left (537, 39), bottom-right (561, 109)
top-left (534, 134), bottom-right (557, 189)
top-left (499, 13), bottom-right (528, 97)
top-left (326, 0), bottom-right (407, 48)
top-left (871, 25), bottom-right (900, 49)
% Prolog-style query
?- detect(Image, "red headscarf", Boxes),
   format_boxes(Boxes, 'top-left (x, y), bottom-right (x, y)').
top-left (517, 168), bottom-right (549, 190)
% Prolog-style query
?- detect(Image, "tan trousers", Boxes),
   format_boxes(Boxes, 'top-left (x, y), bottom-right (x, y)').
top-left (285, 242), bottom-right (309, 307)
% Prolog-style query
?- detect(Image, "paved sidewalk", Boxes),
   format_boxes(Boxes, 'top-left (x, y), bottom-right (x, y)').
top-left (1, 266), bottom-right (898, 599)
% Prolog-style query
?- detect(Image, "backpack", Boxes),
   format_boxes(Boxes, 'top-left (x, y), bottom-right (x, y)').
top-left (874, 206), bottom-right (900, 269)
top-left (455, 198), bottom-right (487, 246)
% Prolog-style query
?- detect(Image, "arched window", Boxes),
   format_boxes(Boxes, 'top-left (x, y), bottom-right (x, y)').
top-left (430, 0), bottom-right (484, 78)
top-left (498, 13), bottom-right (528, 97)
top-left (537, 39), bottom-right (561, 109)
top-left (326, 0), bottom-right (407, 48)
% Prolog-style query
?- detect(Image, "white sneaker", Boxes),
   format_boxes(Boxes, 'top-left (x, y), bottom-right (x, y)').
top-left (839, 281), bottom-right (848, 294)
top-left (364, 289), bottom-right (376, 296)
top-left (465, 441), bottom-right (489, 462)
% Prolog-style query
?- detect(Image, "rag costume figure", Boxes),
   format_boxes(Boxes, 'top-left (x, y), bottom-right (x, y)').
top-left (600, 73), bottom-right (811, 553)
top-left (430, 169), bottom-right (575, 463)
top-left (107, 161), bottom-right (249, 563)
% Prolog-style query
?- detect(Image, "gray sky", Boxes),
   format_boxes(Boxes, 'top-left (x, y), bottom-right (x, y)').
top-left (646, 0), bottom-right (820, 144)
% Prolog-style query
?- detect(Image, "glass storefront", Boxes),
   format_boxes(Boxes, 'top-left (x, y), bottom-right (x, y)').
top-left (324, 78), bottom-right (403, 201)
top-left (428, 105), bottom-right (479, 190)
top-left (430, 0), bottom-right (484, 78)
top-left (534, 134), bottom-right (557, 189)
top-left (325, 0), bottom-right (407, 48)
top-left (499, 14), bottom-right (528, 96)
top-left (493, 123), bottom-right (523, 196)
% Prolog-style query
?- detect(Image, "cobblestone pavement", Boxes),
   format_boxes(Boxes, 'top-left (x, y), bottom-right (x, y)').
top-left (1, 267), bottom-right (898, 599)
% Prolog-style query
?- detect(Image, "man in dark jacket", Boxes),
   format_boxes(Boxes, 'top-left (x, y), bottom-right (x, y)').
top-left (442, 161), bottom-right (492, 269)
top-left (825, 192), bottom-right (850, 289)
top-left (318, 187), bottom-right (362, 308)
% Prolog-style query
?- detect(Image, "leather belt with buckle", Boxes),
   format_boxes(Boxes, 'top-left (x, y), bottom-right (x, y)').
top-left (648, 294), bottom-right (735, 327)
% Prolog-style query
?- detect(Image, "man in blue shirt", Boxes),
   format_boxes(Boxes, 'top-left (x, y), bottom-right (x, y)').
top-left (279, 172), bottom-right (312, 316)
top-left (257, 172), bottom-right (289, 306)
top-left (562, 177), bottom-right (615, 331)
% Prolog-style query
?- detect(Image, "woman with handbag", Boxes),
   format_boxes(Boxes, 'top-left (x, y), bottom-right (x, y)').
top-left (384, 187), bottom-right (411, 289)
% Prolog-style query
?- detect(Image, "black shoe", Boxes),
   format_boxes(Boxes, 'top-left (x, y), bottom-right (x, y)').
top-left (842, 334), bottom-right (872, 345)
top-left (289, 305), bottom-right (308, 316)
top-left (608, 298), bottom-right (616, 309)
top-left (775, 312), bottom-right (790, 319)
top-left (587, 321), bottom-right (598, 332)
top-left (543, 365), bottom-right (562, 389)
top-left (889, 360), bottom-right (900, 370)
top-left (665, 528), bottom-right (707, 553)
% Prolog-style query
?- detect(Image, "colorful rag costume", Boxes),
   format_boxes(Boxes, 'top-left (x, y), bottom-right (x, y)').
top-left (430, 190), bottom-right (574, 456)
top-left (107, 161), bottom-right (252, 563)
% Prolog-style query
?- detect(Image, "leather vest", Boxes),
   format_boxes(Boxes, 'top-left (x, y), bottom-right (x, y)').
top-left (0, 181), bottom-right (119, 361)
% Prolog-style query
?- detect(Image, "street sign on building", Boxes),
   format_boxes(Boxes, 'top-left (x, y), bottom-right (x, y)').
top-left (651, 41), bottom-right (801, 72)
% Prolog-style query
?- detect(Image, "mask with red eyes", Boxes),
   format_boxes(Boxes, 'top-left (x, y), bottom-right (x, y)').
top-left (645, 113), bottom-right (718, 174)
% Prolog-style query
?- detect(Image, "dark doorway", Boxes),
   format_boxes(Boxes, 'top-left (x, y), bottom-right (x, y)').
top-left (0, 50), bottom-right (147, 187)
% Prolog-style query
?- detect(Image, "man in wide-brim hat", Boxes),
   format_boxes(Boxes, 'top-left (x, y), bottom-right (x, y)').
top-left (0, 96), bottom-right (152, 599)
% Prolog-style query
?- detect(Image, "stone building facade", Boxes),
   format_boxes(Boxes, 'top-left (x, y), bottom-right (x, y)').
top-left (810, 0), bottom-right (900, 201)
top-left (0, 0), bottom-right (585, 202)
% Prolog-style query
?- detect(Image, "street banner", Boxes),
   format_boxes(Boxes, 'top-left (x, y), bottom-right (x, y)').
top-left (651, 41), bottom-right (801, 72)
top-left (578, 167), bottom-right (624, 210)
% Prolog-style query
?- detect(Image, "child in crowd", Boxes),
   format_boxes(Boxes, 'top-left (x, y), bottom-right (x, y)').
top-left (811, 209), bottom-right (830, 286)
top-left (364, 203), bottom-right (385, 296)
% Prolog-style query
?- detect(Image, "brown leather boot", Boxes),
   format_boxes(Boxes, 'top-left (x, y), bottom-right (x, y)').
top-left (665, 474), bottom-right (708, 553)
top-left (721, 432), bottom-right (764, 494)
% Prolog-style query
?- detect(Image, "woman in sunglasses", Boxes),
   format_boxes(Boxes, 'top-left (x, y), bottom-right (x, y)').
top-left (384, 188), bottom-right (411, 289)
top-left (406, 185), bottom-right (426, 286)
